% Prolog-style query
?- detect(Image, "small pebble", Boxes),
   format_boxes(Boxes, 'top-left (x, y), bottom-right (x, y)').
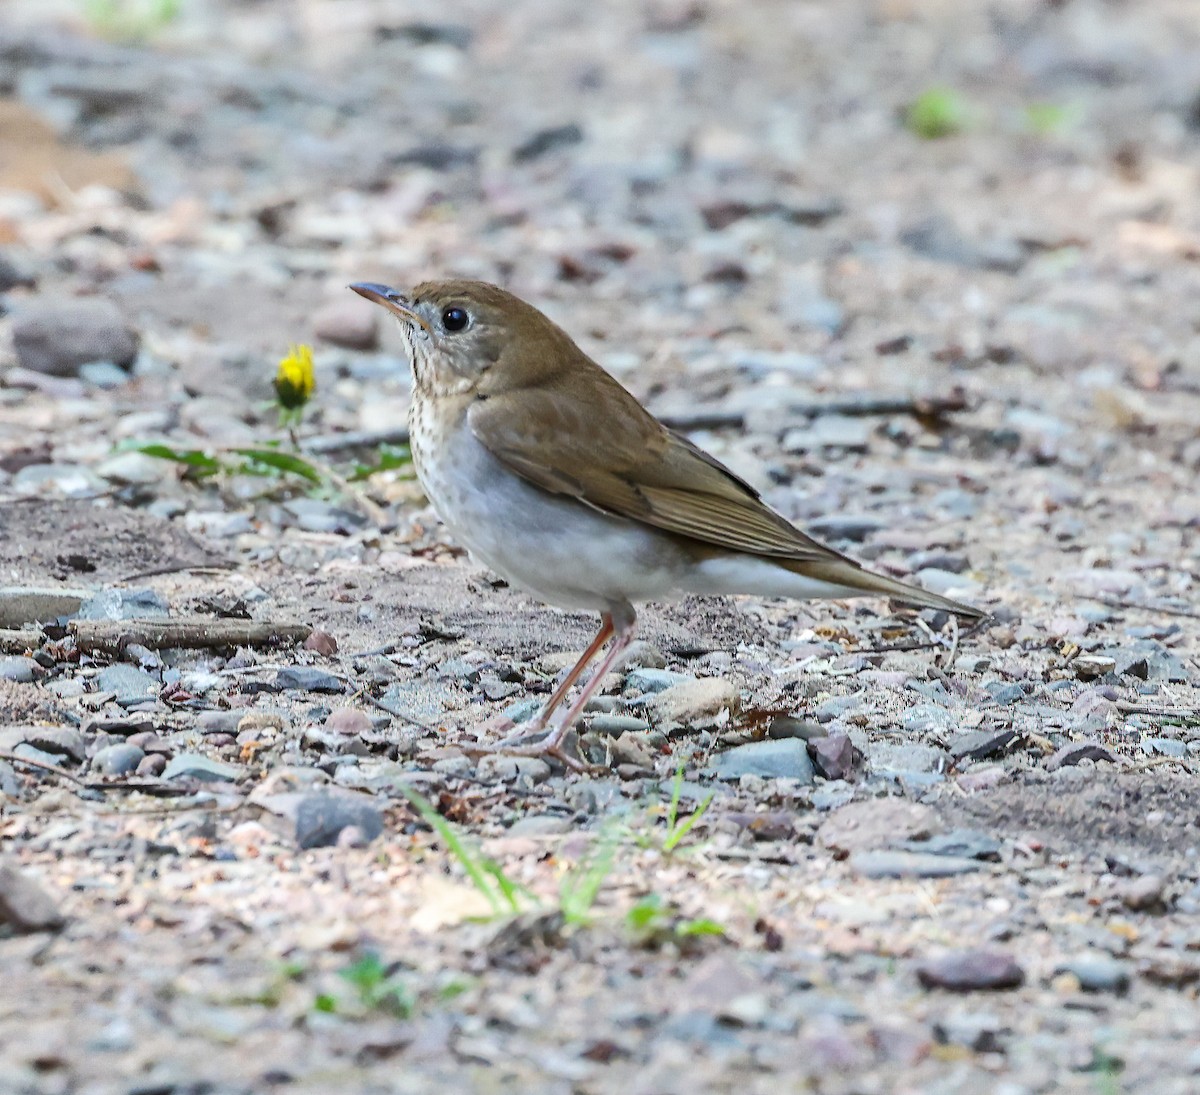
top-left (915, 949), bottom-right (1025, 992)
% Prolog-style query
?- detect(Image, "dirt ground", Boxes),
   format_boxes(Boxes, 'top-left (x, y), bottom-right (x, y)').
top-left (1, 1), bottom-right (1199, 1092)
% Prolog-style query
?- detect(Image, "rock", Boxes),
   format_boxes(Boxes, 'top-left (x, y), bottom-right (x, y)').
top-left (649, 677), bottom-right (740, 726)
top-left (850, 851), bottom-right (984, 879)
top-left (621, 641), bottom-right (666, 669)
top-left (899, 829), bottom-right (1001, 861)
top-left (512, 122), bottom-right (583, 163)
top-left (807, 733), bottom-right (859, 780)
top-left (324, 708), bottom-right (372, 736)
top-left (162, 754), bottom-right (242, 783)
top-left (1073, 653), bottom-right (1117, 681)
top-left (282, 499), bottom-right (366, 534)
top-left (79, 361), bottom-right (131, 389)
top-left (1121, 874), bottom-right (1165, 912)
top-left (92, 743), bottom-right (145, 776)
top-left (19, 726), bottom-right (86, 764)
top-left (584, 714), bottom-right (650, 737)
top-left (913, 567), bottom-right (982, 600)
top-left (0, 586), bottom-right (89, 627)
top-left (868, 742), bottom-right (946, 774)
top-left (313, 298), bottom-right (379, 350)
top-left (782, 415), bottom-right (870, 453)
top-left (77, 588), bottom-right (169, 621)
top-left (768, 717), bottom-right (828, 741)
top-left (1142, 737), bottom-right (1186, 759)
top-left (294, 792), bottom-right (384, 849)
top-left (820, 799), bottom-right (939, 854)
top-left (96, 664), bottom-right (160, 707)
top-left (94, 451), bottom-right (165, 485)
top-left (1045, 740), bottom-right (1117, 771)
top-left (136, 754), bottom-right (167, 777)
top-left (932, 1012), bottom-right (1005, 1052)
top-left (0, 860), bottom-right (65, 933)
top-left (475, 755), bottom-right (553, 783)
top-left (0, 657), bottom-right (36, 683)
top-left (11, 463), bottom-right (106, 498)
top-left (1058, 954), bottom-right (1132, 994)
top-left (184, 511), bottom-right (255, 538)
top-left (626, 668), bottom-right (693, 694)
top-left (274, 667), bottom-right (345, 694)
top-left (197, 711), bottom-right (241, 735)
top-left (900, 215), bottom-right (1024, 272)
top-left (949, 729), bottom-right (1017, 762)
top-left (11, 298), bottom-right (138, 377)
top-left (303, 629), bottom-right (338, 656)
top-left (915, 950), bottom-right (1025, 992)
top-left (711, 739), bottom-right (815, 782)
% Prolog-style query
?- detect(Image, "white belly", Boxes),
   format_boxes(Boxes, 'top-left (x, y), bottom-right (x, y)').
top-left (408, 395), bottom-right (859, 612)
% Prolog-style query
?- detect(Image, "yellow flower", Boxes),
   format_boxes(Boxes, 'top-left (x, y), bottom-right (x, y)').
top-left (274, 344), bottom-right (315, 411)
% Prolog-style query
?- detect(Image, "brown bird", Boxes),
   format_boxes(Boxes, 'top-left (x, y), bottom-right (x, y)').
top-left (350, 279), bottom-right (984, 768)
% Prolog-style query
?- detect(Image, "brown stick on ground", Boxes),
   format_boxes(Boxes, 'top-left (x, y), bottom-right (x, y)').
top-left (71, 618), bottom-right (312, 654)
top-left (0, 628), bottom-right (42, 654)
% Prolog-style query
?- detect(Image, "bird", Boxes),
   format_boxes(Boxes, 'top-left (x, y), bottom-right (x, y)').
top-left (350, 279), bottom-right (984, 768)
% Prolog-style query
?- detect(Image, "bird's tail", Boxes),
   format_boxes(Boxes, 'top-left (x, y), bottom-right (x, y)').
top-left (784, 558), bottom-right (987, 619)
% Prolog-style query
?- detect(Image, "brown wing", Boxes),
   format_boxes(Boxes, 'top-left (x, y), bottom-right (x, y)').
top-left (467, 373), bottom-right (841, 563)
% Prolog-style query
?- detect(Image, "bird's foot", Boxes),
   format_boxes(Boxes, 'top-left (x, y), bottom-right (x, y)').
top-left (463, 721), bottom-right (599, 773)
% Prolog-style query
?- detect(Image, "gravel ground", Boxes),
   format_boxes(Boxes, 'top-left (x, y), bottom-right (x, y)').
top-left (1, 2), bottom-right (1199, 1092)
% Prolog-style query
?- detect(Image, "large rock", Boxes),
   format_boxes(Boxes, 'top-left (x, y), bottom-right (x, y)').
top-left (11, 298), bottom-right (138, 377)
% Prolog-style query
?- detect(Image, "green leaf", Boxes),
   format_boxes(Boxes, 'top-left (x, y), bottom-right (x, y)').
top-left (123, 442), bottom-right (222, 474)
top-left (312, 993), bottom-right (337, 1014)
top-left (906, 87), bottom-right (967, 140)
top-left (625, 894), bottom-right (665, 932)
top-left (232, 448), bottom-right (324, 483)
top-left (676, 917), bottom-right (725, 938)
top-left (559, 824), bottom-right (622, 926)
top-left (350, 444), bottom-right (413, 481)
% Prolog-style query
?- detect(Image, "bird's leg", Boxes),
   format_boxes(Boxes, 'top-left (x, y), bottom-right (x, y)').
top-left (497, 613), bottom-right (614, 745)
top-left (497, 608), bottom-right (637, 768)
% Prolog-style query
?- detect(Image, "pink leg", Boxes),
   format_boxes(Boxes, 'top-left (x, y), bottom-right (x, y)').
top-left (521, 614), bottom-right (614, 735)
top-left (486, 606), bottom-right (637, 769)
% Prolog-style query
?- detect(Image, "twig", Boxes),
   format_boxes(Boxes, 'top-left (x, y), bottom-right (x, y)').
top-left (119, 562), bottom-right (237, 583)
top-left (1088, 596), bottom-right (1200, 621)
top-left (0, 628), bottom-right (41, 654)
top-left (657, 391), bottom-right (972, 433)
top-left (71, 618), bottom-right (312, 654)
top-left (1116, 701), bottom-right (1200, 721)
top-left (302, 427), bottom-right (410, 454)
top-left (0, 750), bottom-right (86, 785)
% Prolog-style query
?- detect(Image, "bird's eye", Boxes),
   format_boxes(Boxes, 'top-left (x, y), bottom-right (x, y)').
top-left (441, 306), bottom-right (469, 333)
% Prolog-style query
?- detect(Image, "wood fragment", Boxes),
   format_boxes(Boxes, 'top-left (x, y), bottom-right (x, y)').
top-left (0, 628), bottom-right (41, 655)
top-left (70, 618), bottom-right (312, 654)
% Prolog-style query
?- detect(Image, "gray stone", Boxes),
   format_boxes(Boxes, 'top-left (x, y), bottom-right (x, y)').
top-left (77, 588), bottom-right (169, 621)
top-left (294, 792), bottom-right (384, 849)
top-left (78, 361), bottom-right (132, 389)
top-left (807, 733), bottom-right (858, 780)
top-left (11, 464), bottom-right (106, 498)
top-left (869, 742), bottom-right (946, 774)
top-left (274, 667), bottom-right (345, 694)
top-left (0, 586), bottom-right (89, 627)
top-left (183, 511), bottom-right (255, 538)
top-left (313, 298), bottom-right (380, 350)
top-left (0, 657), bottom-right (36, 683)
top-left (783, 415), bottom-right (871, 453)
top-left (900, 704), bottom-right (956, 734)
top-left (900, 215), bottom-right (1024, 272)
top-left (1143, 737), bottom-right (1186, 759)
top-left (96, 664), bottom-right (160, 707)
top-left (915, 949), bottom-right (1025, 991)
top-left (626, 668), bottom-right (693, 694)
top-left (20, 726), bottom-right (86, 764)
top-left (621, 641), bottom-right (667, 669)
top-left (949, 729), bottom-right (1017, 762)
top-left (94, 451), bottom-right (164, 485)
top-left (649, 677), bottom-right (740, 726)
top-left (475, 755), bottom-right (553, 783)
top-left (932, 1012), bottom-right (1005, 1053)
top-left (899, 829), bottom-right (1001, 861)
top-left (501, 697), bottom-right (542, 724)
top-left (161, 753), bottom-right (242, 783)
top-left (850, 851), bottom-right (984, 879)
top-left (282, 499), bottom-right (366, 534)
top-left (196, 711), bottom-right (241, 735)
top-left (1045, 740), bottom-right (1117, 771)
top-left (92, 743), bottom-right (145, 776)
top-left (584, 714), bottom-right (650, 737)
top-left (1058, 954), bottom-right (1131, 994)
top-left (11, 298), bottom-right (138, 377)
top-left (712, 739), bottom-right (815, 783)
top-left (913, 568), bottom-right (982, 600)
top-left (0, 860), bottom-right (65, 933)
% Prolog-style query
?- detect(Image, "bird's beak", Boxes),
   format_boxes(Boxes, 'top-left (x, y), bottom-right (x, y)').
top-left (349, 282), bottom-right (433, 336)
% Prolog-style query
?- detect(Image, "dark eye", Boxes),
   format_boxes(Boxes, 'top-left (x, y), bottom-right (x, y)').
top-left (442, 306), bottom-right (469, 332)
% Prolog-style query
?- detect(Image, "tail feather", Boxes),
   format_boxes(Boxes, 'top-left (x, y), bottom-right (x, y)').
top-left (789, 559), bottom-right (986, 619)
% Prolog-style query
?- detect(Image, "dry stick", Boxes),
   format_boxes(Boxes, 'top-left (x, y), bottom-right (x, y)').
top-left (1090, 596), bottom-right (1200, 621)
top-left (0, 750), bottom-right (86, 785)
top-left (71, 618), bottom-right (312, 655)
top-left (119, 562), bottom-right (238, 583)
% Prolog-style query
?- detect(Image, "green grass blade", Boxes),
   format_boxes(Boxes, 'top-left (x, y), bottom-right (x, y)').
top-left (233, 448), bottom-right (325, 484)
